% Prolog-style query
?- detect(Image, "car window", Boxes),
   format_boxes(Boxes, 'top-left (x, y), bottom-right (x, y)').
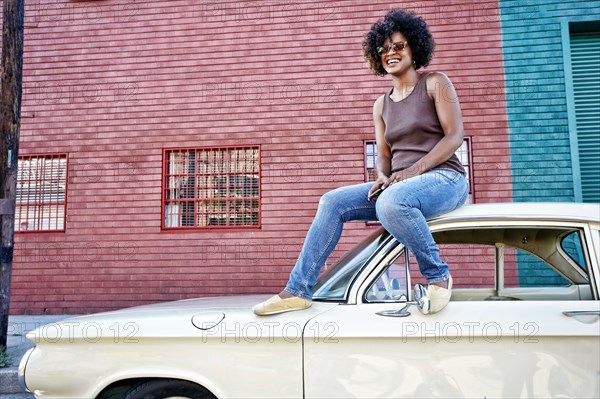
top-left (408, 244), bottom-right (497, 289)
top-left (561, 231), bottom-right (586, 271)
top-left (313, 229), bottom-right (390, 301)
top-left (374, 226), bottom-right (592, 302)
top-left (504, 247), bottom-right (571, 288)
top-left (365, 251), bottom-right (409, 302)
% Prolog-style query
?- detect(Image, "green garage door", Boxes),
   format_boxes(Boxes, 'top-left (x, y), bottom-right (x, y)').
top-left (571, 33), bottom-right (600, 203)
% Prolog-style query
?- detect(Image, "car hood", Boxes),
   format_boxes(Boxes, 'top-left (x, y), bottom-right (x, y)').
top-left (27, 295), bottom-right (339, 344)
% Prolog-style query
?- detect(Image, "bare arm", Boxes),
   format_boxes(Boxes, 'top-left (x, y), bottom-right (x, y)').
top-left (369, 95), bottom-right (391, 196)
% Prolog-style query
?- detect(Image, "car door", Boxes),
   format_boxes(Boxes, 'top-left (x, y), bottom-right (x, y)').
top-left (303, 221), bottom-right (600, 399)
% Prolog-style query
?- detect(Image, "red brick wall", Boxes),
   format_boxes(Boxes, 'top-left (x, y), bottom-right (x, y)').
top-left (11, 0), bottom-right (511, 314)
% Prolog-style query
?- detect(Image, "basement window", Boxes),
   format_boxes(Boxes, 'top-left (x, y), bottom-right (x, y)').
top-left (16, 154), bottom-right (68, 232)
top-left (163, 146), bottom-right (261, 230)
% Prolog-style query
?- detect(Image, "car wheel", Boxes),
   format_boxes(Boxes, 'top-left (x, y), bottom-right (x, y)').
top-left (124, 379), bottom-right (214, 399)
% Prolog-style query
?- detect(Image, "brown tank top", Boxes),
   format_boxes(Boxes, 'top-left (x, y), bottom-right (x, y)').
top-left (382, 72), bottom-right (465, 175)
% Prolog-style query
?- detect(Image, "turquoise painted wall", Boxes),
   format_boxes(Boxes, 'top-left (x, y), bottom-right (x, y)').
top-left (499, 0), bottom-right (600, 202)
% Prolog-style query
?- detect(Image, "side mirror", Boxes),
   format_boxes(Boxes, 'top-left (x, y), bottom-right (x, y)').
top-left (413, 283), bottom-right (430, 314)
top-left (376, 283), bottom-right (430, 317)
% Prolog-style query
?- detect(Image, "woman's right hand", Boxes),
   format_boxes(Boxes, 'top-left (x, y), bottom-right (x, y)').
top-left (368, 176), bottom-right (388, 201)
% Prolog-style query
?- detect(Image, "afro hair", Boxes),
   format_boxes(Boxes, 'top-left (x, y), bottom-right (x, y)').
top-left (362, 9), bottom-right (435, 76)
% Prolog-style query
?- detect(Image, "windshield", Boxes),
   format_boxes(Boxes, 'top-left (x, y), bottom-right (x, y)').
top-left (313, 228), bottom-right (390, 301)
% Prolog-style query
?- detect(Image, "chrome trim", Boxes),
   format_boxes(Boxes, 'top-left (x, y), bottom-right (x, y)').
top-left (376, 304), bottom-right (412, 317)
top-left (563, 311), bottom-right (600, 317)
top-left (18, 347), bottom-right (35, 393)
top-left (426, 202), bottom-right (600, 226)
top-left (428, 214), bottom-right (600, 225)
top-left (404, 249), bottom-right (412, 301)
top-left (362, 248), bottom-right (405, 304)
top-left (353, 239), bottom-right (403, 304)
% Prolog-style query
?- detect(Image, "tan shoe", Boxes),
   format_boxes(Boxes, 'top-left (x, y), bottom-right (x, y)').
top-left (253, 295), bottom-right (312, 316)
top-left (428, 275), bottom-right (453, 314)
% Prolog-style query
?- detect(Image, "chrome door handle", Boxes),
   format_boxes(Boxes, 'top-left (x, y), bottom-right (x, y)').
top-left (563, 311), bottom-right (600, 317)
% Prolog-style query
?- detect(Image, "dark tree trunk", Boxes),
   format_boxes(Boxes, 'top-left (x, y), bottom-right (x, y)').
top-left (0, 0), bottom-right (24, 349)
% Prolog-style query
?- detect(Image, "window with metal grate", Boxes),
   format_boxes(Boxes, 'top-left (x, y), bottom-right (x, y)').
top-left (364, 138), bottom-right (473, 203)
top-left (16, 154), bottom-right (68, 232)
top-left (162, 146), bottom-right (260, 230)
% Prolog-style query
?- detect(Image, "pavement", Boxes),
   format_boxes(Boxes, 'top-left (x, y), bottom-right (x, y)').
top-left (1, 315), bottom-right (76, 397)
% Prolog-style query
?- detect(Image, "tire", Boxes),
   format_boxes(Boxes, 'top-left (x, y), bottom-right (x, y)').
top-left (98, 384), bottom-right (131, 399)
top-left (123, 379), bottom-right (214, 399)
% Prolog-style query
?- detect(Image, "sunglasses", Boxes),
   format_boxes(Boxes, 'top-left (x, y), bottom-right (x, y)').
top-left (377, 41), bottom-right (408, 56)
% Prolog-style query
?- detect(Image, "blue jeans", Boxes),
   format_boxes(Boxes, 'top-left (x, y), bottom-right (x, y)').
top-left (285, 168), bottom-right (469, 300)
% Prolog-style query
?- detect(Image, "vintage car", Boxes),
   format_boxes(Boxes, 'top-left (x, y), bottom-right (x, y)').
top-left (19, 203), bottom-right (600, 399)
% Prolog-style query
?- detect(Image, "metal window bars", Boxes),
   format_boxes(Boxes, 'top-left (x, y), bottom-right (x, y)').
top-left (365, 141), bottom-right (377, 182)
top-left (364, 138), bottom-right (473, 197)
top-left (163, 146), bottom-right (260, 229)
top-left (16, 154), bottom-right (68, 232)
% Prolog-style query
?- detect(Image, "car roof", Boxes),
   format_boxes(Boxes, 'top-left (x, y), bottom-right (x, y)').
top-left (429, 202), bottom-right (600, 224)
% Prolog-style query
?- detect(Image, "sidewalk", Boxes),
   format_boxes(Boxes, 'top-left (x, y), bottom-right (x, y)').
top-left (1, 315), bottom-right (75, 395)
